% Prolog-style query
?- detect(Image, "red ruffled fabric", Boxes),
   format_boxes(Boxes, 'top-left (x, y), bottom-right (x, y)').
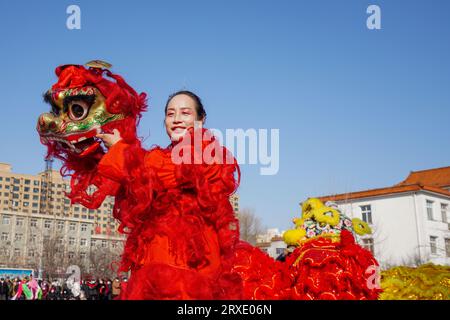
top-left (232, 231), bottom-right (381, 300)
top-left (98, 128), bottom-right (243, 299)
top-left (285, 230), bottom-right (381, 300)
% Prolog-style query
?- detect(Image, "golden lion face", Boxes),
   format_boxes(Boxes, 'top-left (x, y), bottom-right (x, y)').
top-left (37, 86), bottom-right (125, 157)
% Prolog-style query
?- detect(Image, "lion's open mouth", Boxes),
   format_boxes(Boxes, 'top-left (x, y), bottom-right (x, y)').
top-left (40, 128), bottom-right (101, 156)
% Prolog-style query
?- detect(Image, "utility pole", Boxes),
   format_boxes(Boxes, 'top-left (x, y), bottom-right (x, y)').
top-left (38, 156), bottom-right (54, 279)
top-left (39, 156), bottom-right (54, 216)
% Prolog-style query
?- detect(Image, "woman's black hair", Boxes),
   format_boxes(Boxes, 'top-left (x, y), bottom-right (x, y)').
top-left (165, 90), bottom-right (206, 121)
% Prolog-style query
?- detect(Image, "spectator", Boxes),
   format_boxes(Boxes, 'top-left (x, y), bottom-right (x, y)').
top-left (0, 277), bottom-right (9, 300)
top-left (86, 279), bottom-right (98, 300)
top-left (112, 278), bottom-right (121, 299)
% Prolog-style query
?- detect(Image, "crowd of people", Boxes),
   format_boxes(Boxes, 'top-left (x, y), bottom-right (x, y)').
top-left (0, 276), bottom-right (127, 300)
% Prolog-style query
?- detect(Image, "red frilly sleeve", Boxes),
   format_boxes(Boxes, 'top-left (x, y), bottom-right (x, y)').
top-left (97, 139), bottom-right (155, 235)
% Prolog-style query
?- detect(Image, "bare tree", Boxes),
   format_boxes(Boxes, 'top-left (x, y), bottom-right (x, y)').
top-left (0, 241), bottom-right (17, 267)
top-left (87, 243), bottom-right (123, 279)
top-left (237, 208), bottom-right (264, 245)
top-left (40, 230), bottom-right (67, 280)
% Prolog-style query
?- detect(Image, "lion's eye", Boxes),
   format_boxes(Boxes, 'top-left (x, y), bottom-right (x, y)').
top-left (68, 100), bottom-right (90, 121)
top-left (51, 104), bottom-right (61, 116)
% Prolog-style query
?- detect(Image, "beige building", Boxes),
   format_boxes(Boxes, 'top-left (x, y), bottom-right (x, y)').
top-left (0, 162), bottom-right (123, 270)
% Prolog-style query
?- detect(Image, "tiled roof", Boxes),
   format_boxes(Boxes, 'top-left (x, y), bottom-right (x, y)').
top-left (318, 166), bottom-right (450, 202)
top-left (396, 166), bottom-right (450, 188)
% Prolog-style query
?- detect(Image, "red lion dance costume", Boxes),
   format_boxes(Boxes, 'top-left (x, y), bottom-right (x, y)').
top-left (37, 61), bottom-right (382, 300)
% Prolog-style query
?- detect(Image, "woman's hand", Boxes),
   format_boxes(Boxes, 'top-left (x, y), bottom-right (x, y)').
top-left (96, 128), bottom-right (122, 149)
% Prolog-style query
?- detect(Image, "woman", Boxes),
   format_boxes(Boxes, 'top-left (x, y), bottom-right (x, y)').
top-left (96, 91), bottom-right (243, 299)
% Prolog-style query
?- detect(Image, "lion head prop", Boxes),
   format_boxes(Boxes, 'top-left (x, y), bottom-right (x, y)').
top-left (37, 61), bottom-right (150, 215)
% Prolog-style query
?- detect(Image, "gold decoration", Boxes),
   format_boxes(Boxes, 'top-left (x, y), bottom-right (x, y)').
top-left (85, 60), bottom-right (112, 69)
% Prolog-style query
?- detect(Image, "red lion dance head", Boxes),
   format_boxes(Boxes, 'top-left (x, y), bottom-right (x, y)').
top-left (37, 61), bottom-right (151, 233)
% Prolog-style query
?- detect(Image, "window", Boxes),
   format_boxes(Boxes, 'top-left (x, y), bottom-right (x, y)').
top-left (28, 249), bottom-right (35, 258)
top-left (74, 207), bottom-right (80, 212)
top-left (23, 202), bottom-right (29, 207)
top-left (15, 233), bottom-right (23, 241)
top-left (33, 180), bottom-right (39, 186)
top-left (44, 220), bottom-right (52, 229)
top-left (14, 248), bottom-right (21, 256)
top-left (1, 232), bottom-right (9, 241)
top-left (80, 252), bottom-right (86, 259)
top-left (24, 194), bottom-right (30, 199)
top-left (33, 195), bottom-right (39, 201)
top-left (13, 178), bottom-right (20, 184)
top-left (360, 205), bottom-right (373, 224)
top-left (12, 186), bottom-right (19, 191)
top-left (16, 218), bottom-right (24, 227)
top-left (57, 221), bottom-right (64, 230)
top-left (91, 240), bottom-right (96, 247)
top-left (362, 238), bottom-right (375, 254)
top-left (30, 234), bottom-right (37, 243)
top-left (68, 252), bottom-right (75, 259)
top-left (81, 224), bottom-right (87, 232)
top-left (430, 236), bottom-right (438, 254)
top-left (69, 222), bottom-right (76, 231)
top-left (33, 188), bottom-right (39, 193)
top-left (101, 240), bottom-right (107, 248)
top-left (2, 215), bottom-right (10, 225)
top-left (426, 200), bottom-right (434, 220)
top-left (12, 193), bottom-right (19, 199)
top-left (441, 204), bottom-right (448, 223)
top-left (275, 248), bottom-right (285, 255)
top-left (69, 237), bottom-right (75, 246)
top-left (112, 241), bottom-right (117, 248)
top-left (24, 179), bottom-right (30, 185)
top-left (30, 219), bottom-right (37, 227)
top-left (58, 237), bottom-right (64, 245)
top-left (80, 238), bottom-right (87, 246)
top-left (32, 202), bottom-right (38, 208)
top-left (446, 239), bottom-right (450, 258)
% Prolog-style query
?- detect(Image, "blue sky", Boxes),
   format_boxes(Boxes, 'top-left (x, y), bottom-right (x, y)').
top-left (0, 0), bottom-right (449, 231)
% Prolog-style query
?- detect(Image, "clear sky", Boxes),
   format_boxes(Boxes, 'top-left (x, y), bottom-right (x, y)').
top-left (0, 0), bottom-right (449, 231)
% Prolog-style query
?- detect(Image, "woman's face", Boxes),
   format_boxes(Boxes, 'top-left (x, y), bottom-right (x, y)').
top-left (165, 94), bottom-right (203, 141)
